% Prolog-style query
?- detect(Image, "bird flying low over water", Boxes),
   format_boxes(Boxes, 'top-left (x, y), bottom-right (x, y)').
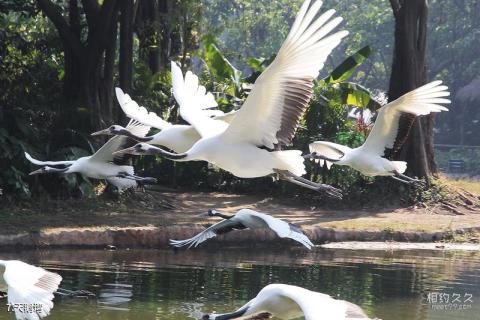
top-left (115, 0), bottom-right (348, 198)
top-left (0, 260), bottom-right (62, 320)
top-left (306, 81), bottom-right (450, 184)
top-left (26, 120), bottom-right (157, 191)
top-left (201, 283), bottom-right (371, 320)
top-left (91, 67), bottom-right (235, 154)
top-left (169, 209), bottom-right (314, 249)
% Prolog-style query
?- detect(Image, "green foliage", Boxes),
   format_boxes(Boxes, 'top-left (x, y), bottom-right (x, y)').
top-left (435, 148), bottom-right (480, 176)
top-left (201, 35), bottom-right (243, 96)
top-left (325, 46), bottom-right (372, 84)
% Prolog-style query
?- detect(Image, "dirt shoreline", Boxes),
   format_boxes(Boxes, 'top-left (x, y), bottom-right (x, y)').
top-left (0, 225), bottom-right (479, 249)
top-left (1, 191), bottom-right (479, 249)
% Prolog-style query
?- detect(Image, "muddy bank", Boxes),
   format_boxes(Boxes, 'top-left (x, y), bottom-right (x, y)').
top-left (1, 191), bottom-right (479, 249)
top-left (1, 224), bottom-right (479, 249)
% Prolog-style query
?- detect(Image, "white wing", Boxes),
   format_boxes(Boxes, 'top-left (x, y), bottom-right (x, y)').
top-left (171, 62), bottom-right (218, 110)
top-left (213, 110), bottom-right (237, 123)
top-left (265, 284), bottom-right (355, 320)
top-left (1, 260), bottom-right (61, 320)
top-left (115, 87), bottom-right (172, 130)
top-left (221, 0), bottom-right (348, 148)
top-left (362, 80), bottom-right (450, 156)
top-left (169, 219), bottom-right (244, 249)
top-left (90, 119), bottom-right (150, 163)
top-left (24, 152), bottom-right (75, 167)
top-left (171, 62), bottom-right (228, 138)
top-left (106, 177), bottom-right (137, 191)
top-left (245, 210), bottom-right (314, 249)
top-left (309, 141), bottom-right (352, 160)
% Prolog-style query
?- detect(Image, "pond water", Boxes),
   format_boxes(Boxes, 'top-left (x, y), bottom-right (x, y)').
top-left (0, 247), bottom-right (479, 320)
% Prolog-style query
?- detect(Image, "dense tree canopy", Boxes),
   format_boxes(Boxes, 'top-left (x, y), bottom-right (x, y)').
top-left (0, 0), bottom-right (477, 200)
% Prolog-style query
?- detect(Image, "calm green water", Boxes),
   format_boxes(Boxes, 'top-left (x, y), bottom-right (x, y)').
top-left (0, 247), bottom-right (479, 320)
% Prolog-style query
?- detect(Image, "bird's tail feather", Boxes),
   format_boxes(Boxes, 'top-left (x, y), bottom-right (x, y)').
top-left (397, 80), bottom-right (450, 115)
top-left (171, 62), bottom-right (218, 110)
top-left (272, 150), bottom-right (306, 177)
top-left (392, 161), bottom-right (407, 174)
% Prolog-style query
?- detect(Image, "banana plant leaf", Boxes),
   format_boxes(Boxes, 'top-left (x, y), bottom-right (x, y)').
top-left (324, 45), bottom-right (372, 84)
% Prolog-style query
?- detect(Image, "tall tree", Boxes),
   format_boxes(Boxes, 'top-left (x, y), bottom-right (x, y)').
top-left (37, 0), bottom-right (120, 130)
top-left (135, 0), bottom-right (174, 74)
top-left (119, 0), bottom-right (134, 94)
top-left (388, 0), bottom-right (436, 180)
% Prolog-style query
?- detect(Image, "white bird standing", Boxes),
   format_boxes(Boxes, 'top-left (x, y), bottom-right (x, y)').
top-left (169, 209), bottom-right (314, 249)
top-left (0, 260), bottom-right (62, 320)
top-left (115, 0), bottom-right (348, 198)
top-left (26, 120), bottom-right (156, 191)
top-left (92, 70), bottom-right (235, 153)
top-left (306, 81), bottom-right (450, 183)
top-left (201, 283), bottom-right (371, 320)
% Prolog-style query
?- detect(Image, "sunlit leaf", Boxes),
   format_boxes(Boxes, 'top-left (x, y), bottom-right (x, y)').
top-left (325, 46), bottom-right (372, 84)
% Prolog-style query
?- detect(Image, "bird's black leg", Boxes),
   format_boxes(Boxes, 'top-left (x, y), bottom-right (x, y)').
top-left (390, 175), bottom-right (412, 185)
top-left (392, 171), bottom-right (424, 186)
top-left (116, 173), bottom-right (157, 184)
top-left (56, 288), bottom-right (96, 298)
top-left (398, 172), bottom-right (423, 183)
top-left (273, 169), bottom-right (343, 199)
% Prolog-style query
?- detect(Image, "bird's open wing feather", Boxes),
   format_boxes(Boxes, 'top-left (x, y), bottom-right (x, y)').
top-left (309, 141), bottom-right (351, 160)
top-left (171, 62), bottom-right (218, 110)
top-left (3, 261), bottom-right (62, 320)
top-left (116, 87), bottom-right (172, 130)
top-left (212, 110), bottom-right (237, 123)
top-left (24, 152), bottom-right (74, 167)
top-left (169, 219), bottom-right (244, 248)
top-left (362, 80), bottom-right (450, 156)
top-left (171, 62), bottom-right (228, 138)
top-left (274, 285), bottom-right (350, 320)
top-left (220, 0), bottom-right (348, 148)
top-left (106, 177), bottom-right (137, 191)
top-left (90, 119), bottom-right (150, 164)
top-left (251, 211), bottom-right (313, 249)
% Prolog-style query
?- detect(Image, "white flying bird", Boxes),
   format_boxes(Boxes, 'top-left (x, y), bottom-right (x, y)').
top-left (26, 120), bottom-right (156, 191)
top-left (0, 260), bottom-right (62, 320)
top-left (92, 73), bottom-right (235, 153)
top-left (169, 209), bottom-right (314, 249)
top-left (306, 81), bottom-right (450, 183)
top-left (201, 283), bottom-right (371, 320)
top-left (115, 0), bottom-right (348, 198)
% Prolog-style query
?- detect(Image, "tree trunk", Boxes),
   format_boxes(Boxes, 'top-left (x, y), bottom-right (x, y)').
top-left (135, 0), bottom-right (175, 74)
top-left (388, 0), bottom-right (436, 179)
top-left (119, 0), bottom-right (134, 94)
top-left (37, 0), bottom-right (120, 131)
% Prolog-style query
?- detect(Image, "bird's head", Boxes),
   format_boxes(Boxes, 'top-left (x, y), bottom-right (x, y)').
top-left (113, 143), bottom-right (153, 156)
top-left (29, 166), bottom-right (68, 175)
top-left (207, 209), bottom-right (220, 217)
top-left (91, 125), bottom-right (128, 136)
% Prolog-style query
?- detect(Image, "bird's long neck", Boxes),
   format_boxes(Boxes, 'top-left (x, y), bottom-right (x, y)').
top-left (216, 213), bottom-right (234, 220)
top-left (48, 166), bottom-right (71, 173)
top-left (147, 146), bottom-right (189, 161)
top-left (210, 305), bottom-right (250, 320)
top-left (309, 153), bottom-right (341, 163)
top-left (123, 130), bottom-right (153, 142)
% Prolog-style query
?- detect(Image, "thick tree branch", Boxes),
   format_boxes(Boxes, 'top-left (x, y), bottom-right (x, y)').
top-left (417, 0), bottom-right (428, 58)
top-left (85, 0), bottom-right (119, 73)
top-left (37, 0), bottom-right (83, 60)
top-left (389, 0), bottom-right (401, 17)
top-left (81, 0), bottom-right (101, 28)
top-left (119, 0), bottom-right (134, 93)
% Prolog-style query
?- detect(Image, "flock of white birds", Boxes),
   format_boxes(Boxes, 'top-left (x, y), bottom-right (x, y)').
top-left (5, 0), bottom-right (451, 319)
